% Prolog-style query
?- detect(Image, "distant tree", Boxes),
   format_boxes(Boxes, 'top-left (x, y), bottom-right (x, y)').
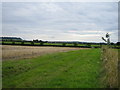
top-left (12, 41), bottom-right (15, 44)
top-left (86, 43), bottom-right (91, 47)
top-left (2, 41), bottom-right (4, 44)
top-left (21, 41), bottom-right (24, 45)
top-left (110, 42), bottom-right (116, 48)
top-left (62, 43), bottom-right (66, 46)
top-left (36, 39), bottom-right (39, 42)
top-left (31, 41), bottom-right (34, 45)
top-left (44, 41), bottom-right (48, 43)
top-left (40, 42), bottom-right (44, 45)
top-left (110, 42), bottom-right (114, 45)
top-left (39, 40), bottom-right (43, 43)
top-left (33, 39), bottom-right (39, 42)
top-left (116, 42), bottom-right (120, 45)
top-left (73, 43), bottom-right (77, 46)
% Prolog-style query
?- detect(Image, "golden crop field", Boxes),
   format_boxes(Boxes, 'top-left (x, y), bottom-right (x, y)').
top-left (2, 45), bottom-right (87, 60)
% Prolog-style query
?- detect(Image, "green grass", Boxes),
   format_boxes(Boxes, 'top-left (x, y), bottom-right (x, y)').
top-left (14, 42), bottom-right (22, 44)
top-left (3, 49), bottom-right (102, 88)
top-left (2, 41), bottom-right (13, 44)
top-left (23, 42), bottom-right (31, 44)
top-left (1, 41), bottom-right (101, 47)
top-left (91, 45), bottom-right (100, 47)
top-left (44, 43), bottom-right (62, 46)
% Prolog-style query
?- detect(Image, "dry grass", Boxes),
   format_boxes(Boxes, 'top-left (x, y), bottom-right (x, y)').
top-left (101, 46), bottom-right (118, 88)
top-left (2, 45), bottom-right (88, 60)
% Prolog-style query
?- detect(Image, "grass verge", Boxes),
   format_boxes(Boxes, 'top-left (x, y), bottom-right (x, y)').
top-left (101, 46), bottom-right (118, 88)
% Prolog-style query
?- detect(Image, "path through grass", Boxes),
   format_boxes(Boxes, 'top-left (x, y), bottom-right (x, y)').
top-left (3, 49), bottom-right (102, 88)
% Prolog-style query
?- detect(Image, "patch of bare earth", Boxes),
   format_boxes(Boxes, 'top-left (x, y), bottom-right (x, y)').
top-left (2, 45), bottom-right (88, 60)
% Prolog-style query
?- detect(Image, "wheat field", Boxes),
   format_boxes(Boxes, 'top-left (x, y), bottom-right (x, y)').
top-left (2, 45), bottom-right (87, 60)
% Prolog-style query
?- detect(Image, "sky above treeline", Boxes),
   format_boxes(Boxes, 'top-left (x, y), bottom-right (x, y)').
top-left (2, 2), bottom-right (118, 42)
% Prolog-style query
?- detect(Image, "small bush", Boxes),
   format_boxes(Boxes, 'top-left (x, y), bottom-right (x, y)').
top-left (40, 42), bottom-right (44, 45)
top-left (73, 43), bottom-right (77, 46)
top-left (31, 41), bottom-right (34, 45)
top-left (62, 43), bottom-right (66, 46)
top-left (86, 43), bottom-right (91, 47)
top-left (21, 41), bottom-right (24, 45)
top-left (12, 41), bottom-right (15, 44)
top-left (2, 41), bottom-right (4, 44)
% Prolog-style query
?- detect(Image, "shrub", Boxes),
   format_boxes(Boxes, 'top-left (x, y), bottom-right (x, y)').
top-left (2, 41), bottom-right (4, 44)
top-left (40, 42), bottom-right (44, 45)
top-left (73, 43), bottom-right (77, 46)
top-left (86, 43), bottom-right (91, 47)
top-left (31, 41), bottom-right (34, 45)
top-left (62, 43), bottom-right (66, 46)
top-left (12, 41), bottom-right (15, 44)
top-left (21, 41), bottom-right (24, 45)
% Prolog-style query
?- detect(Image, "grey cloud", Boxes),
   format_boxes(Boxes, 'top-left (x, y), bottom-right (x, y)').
top-left (2, 2), bottom-right (118, 42)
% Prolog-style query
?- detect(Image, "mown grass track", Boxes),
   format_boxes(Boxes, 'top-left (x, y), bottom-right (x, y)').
top-left (3, 49), bottom-right (102, 88)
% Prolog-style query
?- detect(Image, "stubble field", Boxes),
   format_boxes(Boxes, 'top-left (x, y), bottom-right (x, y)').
top-left (2, 45), bottom-right (86, 60)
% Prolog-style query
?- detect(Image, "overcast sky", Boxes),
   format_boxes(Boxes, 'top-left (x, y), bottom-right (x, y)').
top-left (2, 2), bottom-right (118, 42)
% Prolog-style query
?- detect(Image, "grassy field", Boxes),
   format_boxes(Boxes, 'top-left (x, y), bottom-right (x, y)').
top-left (1, 41), bottom-right (102, 47)
top-left (2, 48), bottom-right (102, 88)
